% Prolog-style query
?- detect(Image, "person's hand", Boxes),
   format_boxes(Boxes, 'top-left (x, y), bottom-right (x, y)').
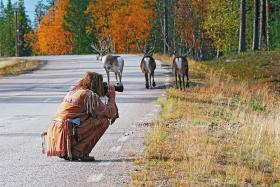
top-left (107, 84), bottom-right (116, 98)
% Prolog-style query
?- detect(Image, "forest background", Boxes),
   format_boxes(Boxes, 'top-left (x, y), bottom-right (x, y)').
top-left (0, 0), bottom-right (279, 60)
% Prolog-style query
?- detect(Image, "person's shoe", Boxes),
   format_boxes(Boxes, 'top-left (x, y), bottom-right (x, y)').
top-left (59, 156), bottom-right (79, 161)
top-left (59, 155), bottom-right (78, 161)
top-left (80, 156), bottom-right (95, 162)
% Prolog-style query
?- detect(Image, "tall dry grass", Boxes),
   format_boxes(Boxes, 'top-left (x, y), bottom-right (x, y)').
top-left (0, 59), bottom-right (43, 76)
top-left (131, 62), bottom-right (280, 186)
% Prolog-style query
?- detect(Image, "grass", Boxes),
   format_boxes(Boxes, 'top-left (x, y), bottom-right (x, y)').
top-left (205, 51), bottom-right (280, 81)
top-left (0, 59), bottom-right (44, 76)
top-left (130, 52), bottom-right (280, 186)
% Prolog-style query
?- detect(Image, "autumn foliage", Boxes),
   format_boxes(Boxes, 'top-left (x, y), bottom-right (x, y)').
top-left (176, 0), bottom-right (209, 51)
top-left (87, 0), bottom-right (155, 53)
top-left (2, 0), bottom-right (280, 57)
top-left (30, 0), bottom-right (155, 54)
top-left (35, 0), bottom-right (72, 55)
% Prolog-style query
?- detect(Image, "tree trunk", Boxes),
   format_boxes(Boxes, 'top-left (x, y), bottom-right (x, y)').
top-left (265, 0), bottom-right (270, 50)
top-left (238, 0), bottom-right (246, 53)
top-left (258, 0), bottom-right (264, 49)
top-left (216, 49), bottom-right (224, 58)
top-left (163, 0), bottom-right (168, 55)
top-left (252, 0), bottom-right (259, 50)
top-left (173, 0), bottom-right (177, 53)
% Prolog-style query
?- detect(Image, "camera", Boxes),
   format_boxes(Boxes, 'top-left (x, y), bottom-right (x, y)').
top-left (103, 82), bottom-right (124, 95)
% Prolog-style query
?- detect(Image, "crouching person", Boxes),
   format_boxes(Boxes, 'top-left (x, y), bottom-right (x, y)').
top-left (45, 72), bottom-right (118, 161)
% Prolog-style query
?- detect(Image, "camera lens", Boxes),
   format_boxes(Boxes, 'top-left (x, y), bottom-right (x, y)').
top-left (103, 82), bottom-right (124, 94)
top-left (114, 83), bottom-right (124, 92)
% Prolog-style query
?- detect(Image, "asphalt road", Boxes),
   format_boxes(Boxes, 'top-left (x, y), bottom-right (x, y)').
top-left (0, 55), bottom-right (172, 187)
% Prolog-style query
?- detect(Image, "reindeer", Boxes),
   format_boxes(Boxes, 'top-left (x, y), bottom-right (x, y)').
top-left (172, 52), bottom-right (189, 90)
top-left (166, 44), bottom-right (190, 90)
top-left (138, 40), bottom-right (156, 89)
top-left (91, 37), bottom-right (124, 84)
top-left (102, 54), bottom-right (124, 84)
top-left (91, 38), bottom-right (110, 61)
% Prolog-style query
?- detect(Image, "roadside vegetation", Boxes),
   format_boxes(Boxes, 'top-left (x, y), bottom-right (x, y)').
top-left (0, 59), bottom-right (43, 76)
top-left (131, 51), bottom-right (280, 186)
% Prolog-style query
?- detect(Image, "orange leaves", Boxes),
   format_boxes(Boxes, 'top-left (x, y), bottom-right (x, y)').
top-left (126, 0), bottom-right (154, 52)
top-left (87, 0), bottom-right (155, 53)
top-left (33, 0), bottom-right (156, 54)
top-left (110, 5), bottom-right (131, 52)
top-left (86, 0), bottom-right (126, 40)
top-left (36, 0), bottom-right (73, 55)
top-left (24, 31), bottom-right (39, 54)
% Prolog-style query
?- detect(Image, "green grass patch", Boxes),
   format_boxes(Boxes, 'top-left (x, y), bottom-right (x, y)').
top-left (205, 51), bottom-right (280, 83)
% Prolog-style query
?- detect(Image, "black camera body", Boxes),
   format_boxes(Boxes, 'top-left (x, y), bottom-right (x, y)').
top-left (103, 82), bottom-right (124, 95)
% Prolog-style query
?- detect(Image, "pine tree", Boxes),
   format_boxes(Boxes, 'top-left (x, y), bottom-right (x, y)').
top-left (258, 0), bottom-right (264, 49)
top-left (150, 0), bottom-right (176, 54)
top-left (252, 0), bottom-right (260, 50)
top-left (46, 0), bottom-right (56, 6)
top-left (147, 0), bottom-right (162, 53)
top-left (63, 0), bottom-right (92, 54)
top-left (0, 0), bottom-right (5, 56)
top-left (4, 0), bottom-right (15, 56)
top-left (17, 0), bottom-right (32, 56)
top-left (238, 0), bottom-right (246, 53)
top-left (270, 0), bottom-right (280, 49)
top-left (34, 0), bottom-right (48, 28)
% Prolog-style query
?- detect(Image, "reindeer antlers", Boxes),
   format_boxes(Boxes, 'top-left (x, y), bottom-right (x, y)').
top-left (135, 36), bottom-right (156, 56)
top-left (146, 39), bottom-right (156, 56)
top-left (91, 36), bottom-right (111, 54)
top-left (182, 48), bottom-right (192, 57)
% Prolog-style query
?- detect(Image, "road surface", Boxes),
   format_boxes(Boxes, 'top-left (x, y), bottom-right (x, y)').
top-left (0, 55), bottom-right (171, 187)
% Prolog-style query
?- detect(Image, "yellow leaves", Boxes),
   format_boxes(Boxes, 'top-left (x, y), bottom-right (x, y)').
top-left (203, 0), bottom-right (239, 52)
top-left (36, 0), bottom-right (73, 55)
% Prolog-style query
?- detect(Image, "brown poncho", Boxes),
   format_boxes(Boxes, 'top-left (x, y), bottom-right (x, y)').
top-left (47, 87), bottom-right (117, 160)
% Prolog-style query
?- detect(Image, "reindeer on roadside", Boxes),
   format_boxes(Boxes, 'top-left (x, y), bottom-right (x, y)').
top-left (137, 40), bottom-right (156, 89)
top-left (172, 52), bottom-right (189, 90)
top-left (167, 44), bottom-right (190, 90)
top-left (91, 37), bottom-right (124, 85)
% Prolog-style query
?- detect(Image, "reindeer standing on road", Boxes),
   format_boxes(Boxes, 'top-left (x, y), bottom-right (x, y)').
top-left (138, 40), bottom-right (156, 89)
top-left (91, 37), bottom-right (124, 85)
top-left (91, 38), bottom-right (110, 61)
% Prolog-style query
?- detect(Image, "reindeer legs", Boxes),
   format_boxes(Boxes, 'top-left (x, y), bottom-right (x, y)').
top-left (106, 71), bottom-right (110, 83)
top-left (178, 74), bottom-right (182, 90)
top-left (186, 69), bottom-right (189, 88)
top-left (149, 72), bottom-right (153, 89)
top-left (114, 72), bottom-right (118, 83)
top-left (145, 73), bottom-right (149, 89)
top-left (182, 73), bottom-right (186, 90)
top-left (152, 71), bottom-right (156, 87)
top-left (175, 71), bottom-right (178, 89)
top-left (119, 71), bottom-right (122, 84)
